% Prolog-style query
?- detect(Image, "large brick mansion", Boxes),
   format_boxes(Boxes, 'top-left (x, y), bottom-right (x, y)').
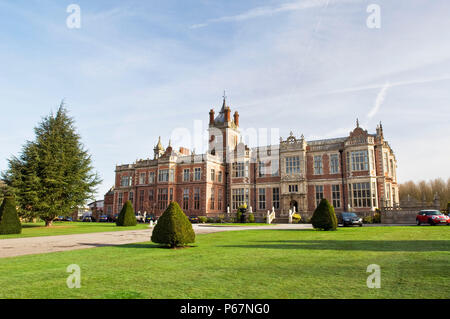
top-left (104, 97), bottom-right (398, 218)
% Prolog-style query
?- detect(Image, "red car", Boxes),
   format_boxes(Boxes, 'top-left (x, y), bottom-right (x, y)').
top-left (416, 210), bottom-right (449, 226)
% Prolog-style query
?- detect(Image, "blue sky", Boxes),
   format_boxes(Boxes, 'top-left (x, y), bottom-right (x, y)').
top-left (0, 0), bottom-right (449, 199)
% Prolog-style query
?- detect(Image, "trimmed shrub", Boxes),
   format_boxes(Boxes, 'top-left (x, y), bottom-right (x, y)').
top-left (373, 212), bottom-right (381, 223)
top-left (0, 196), bottom-right (22, 235)
top-left (206, 217), bottom-right (215, 223)
top-left (151, 201), bottom-right (195, 248)
top-left (363, 216), bottom-right (373, 224)
top-left (311, 198), bottom-right (337, 231)
top-left (215, 216), bottom-right (224, 223)
top-left (116, 200), bottom-right (137, 226)
top-left (248, 213), bottom-right (255, 223)
top-left (198, 216), bottom-right (207, 223)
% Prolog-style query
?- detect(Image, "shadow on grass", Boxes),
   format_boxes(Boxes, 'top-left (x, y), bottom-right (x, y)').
top-left (220, 240), bottom-right (450, 252)
top-left (22, 224), bottom-right (46, 229)
top-left (79, 242), bottom-right (197, 249)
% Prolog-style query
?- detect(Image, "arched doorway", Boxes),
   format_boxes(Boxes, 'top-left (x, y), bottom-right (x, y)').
top-left (290, 200), bottom-right (298, 212)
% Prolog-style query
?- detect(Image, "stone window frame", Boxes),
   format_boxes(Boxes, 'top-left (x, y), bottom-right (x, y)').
top-left (139, 172), bottom-right (146, 185)
top-left (232, 188), bottom-right (249, 210)
top-left (183, 188), bottom-right (189, 210)
top-left (194, 188), bottom-right (201, 210)
top-left (272, 187), bottom-right (280, 209)
top-left (349, 182), bottom-right (371, 208)
top-left (194, 167), bottom-right (202, 181)
top-left (183, 169), bottom-right (190, 182)
top-left (332, 184), bottom-right (341, 208)
top-left (330, 154), bottom-right (340, 174)
top-left (313, 155), bottom-right (323, 175)
top-left (258, 188), bottom-right (266, 210)
top-left (315, 185), bottom-right (324, 207)
top-left (351, 150), bottom-right (369, 171)
top-left (285, 156), bottom-right (300, 175)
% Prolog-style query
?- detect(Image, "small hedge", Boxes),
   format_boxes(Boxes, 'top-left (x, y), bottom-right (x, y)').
top-left (248, 213), bottom-right (255, 223)
top-left (311, 198), bottom-right (337, 231)
top-left (116, 200), bottom-right (137, 226)
top-left (198, 216), bottom-right (207, 223)
top-left (151, 201), bottom-right (195, 248)
top-left (0, 196), bottom-right (22, 235)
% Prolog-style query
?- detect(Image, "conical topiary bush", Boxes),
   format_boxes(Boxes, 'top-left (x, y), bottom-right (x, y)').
top-left (311, 198), bottom-right (338, 231)
top-left (0, 196), bottom-right (22, 235)
top-left (151, 201), bottom-right (195, 248)
top-left (116, 200), bottom-right (137, 226)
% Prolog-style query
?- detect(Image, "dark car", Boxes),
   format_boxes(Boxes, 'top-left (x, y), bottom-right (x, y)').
top-left (416, 210), bottom-right (449, 226)
top-left (339, 212), bottom-right (363, 227)
top-left (145, 215), bottom-right (156, 223)
top-left (188, 216), bottom-right (199, 223)
top-left (98, 215), bottom-right (109, 222)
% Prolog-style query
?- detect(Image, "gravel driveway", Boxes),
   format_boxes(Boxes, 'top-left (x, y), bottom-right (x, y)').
top-left (0, 224), bottom-right (312, 258)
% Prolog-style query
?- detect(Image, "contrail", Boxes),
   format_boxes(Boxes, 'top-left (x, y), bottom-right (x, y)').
top-left (190, 0), bottom-right (360, 29)
top-left (368, 82), bottom-right (390, 119)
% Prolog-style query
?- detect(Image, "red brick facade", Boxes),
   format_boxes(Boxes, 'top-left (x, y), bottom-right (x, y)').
top-left (106, 99), bottom-right (398, 219)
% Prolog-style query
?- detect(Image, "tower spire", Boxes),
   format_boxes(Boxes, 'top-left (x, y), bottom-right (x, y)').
top-left (222, 90), bottom-right (227, 109)
top-left (356, 118), bottom-right (360, 128)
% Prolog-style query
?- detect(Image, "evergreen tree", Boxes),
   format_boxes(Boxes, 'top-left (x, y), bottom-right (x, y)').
top-left (311, 198), bottom-right (338, 231)
top-left (116, 201), bottom-right (137, 226)
top-left (0, 196), bottom-right (22, 235)
top-left (2, 102), bottom-right (101, 226)
top-left (151, 202), bottom-right (195, 248)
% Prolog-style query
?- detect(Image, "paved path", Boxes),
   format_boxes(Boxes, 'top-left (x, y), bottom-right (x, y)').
top-left (0, 224), bottom-right (312, 258)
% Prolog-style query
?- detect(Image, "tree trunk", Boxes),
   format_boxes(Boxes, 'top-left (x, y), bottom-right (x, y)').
top-left (45, 219), bottom-right (53, 227)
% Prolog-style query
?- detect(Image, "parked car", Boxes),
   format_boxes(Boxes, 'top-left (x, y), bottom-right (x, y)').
top-left (98, 215), bottom-right (109, 222)
top-left (188, 216), bottom-right (199, 224)
top-left (416, 210), bottom-right (449, 226)
top-left (338, 212), bottom-right (363, 227)
top-left (145, 215), bottom-right (156, 223)
top-left (54, 216), bottom-right (72, 222)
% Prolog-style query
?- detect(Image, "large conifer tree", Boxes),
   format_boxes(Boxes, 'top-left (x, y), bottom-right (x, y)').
top-left (2, 102), bottom-right (101, 226)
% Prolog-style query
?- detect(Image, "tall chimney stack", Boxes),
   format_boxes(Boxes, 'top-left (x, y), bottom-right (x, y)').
top-left (225, 107), bottom-right (231, 122)
top-left (233, 111), bottom-right (239, 127)
top-left (209, 109), bottom-right (215, 125)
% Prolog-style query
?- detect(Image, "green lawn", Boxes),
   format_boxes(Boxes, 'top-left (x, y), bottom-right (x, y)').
top-left (207, 223), bottom-right (276, 226)
top-left (0, 222), bottom-right (149, 239)
top-left (0, 226), bottom-right (449, 299)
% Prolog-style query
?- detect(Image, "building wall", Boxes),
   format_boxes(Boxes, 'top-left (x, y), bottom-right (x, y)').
top-left (107, 106), bottom-right (398, 218)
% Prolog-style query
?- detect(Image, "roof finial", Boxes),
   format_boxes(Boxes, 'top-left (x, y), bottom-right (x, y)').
top-left (221, 90), bottom-right (227, 110)
top-left (356, 118), bottom-right (360, 128)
